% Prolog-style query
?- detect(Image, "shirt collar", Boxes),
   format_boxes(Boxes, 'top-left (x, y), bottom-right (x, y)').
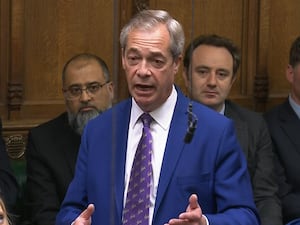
top-left (289, 94), bottom-right (300, 119)
top-left (131, 85), bottom-right (177, 130)
top-left (219, 103), bottom-right (225, 115)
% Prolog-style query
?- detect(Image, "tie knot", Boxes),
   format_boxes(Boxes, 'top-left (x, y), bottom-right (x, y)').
top-left (140, 113), bottom-right (152, 128)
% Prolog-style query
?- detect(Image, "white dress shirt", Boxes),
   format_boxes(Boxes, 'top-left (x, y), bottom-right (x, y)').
top-left (124, 86), bottom-right (177, 225)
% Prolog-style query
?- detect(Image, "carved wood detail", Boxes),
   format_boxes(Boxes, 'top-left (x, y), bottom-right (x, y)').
top-left (7, 82), bottom-right (23, 112)
top-left (132, 0), bottom-right (149, 14)
top-left (4, 134), bottom-right (26, 159)
top-left (2, 119), bottom-right (45, 159)
top-left (254, 75), bottom-right (269, 112)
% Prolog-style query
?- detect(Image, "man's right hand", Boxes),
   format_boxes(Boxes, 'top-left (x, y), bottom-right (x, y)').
top-left (72, 204), bottom-right (95, 225)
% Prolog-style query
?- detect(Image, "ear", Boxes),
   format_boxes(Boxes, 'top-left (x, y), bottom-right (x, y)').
top-left (173, 55), bottom-right (182, 74)
top-left (107, 81), bottom-right (114, 100)
top-left (121, 48), bottom-right (126, 69)
top-left (286, 64), bottom-right (294, 83)
top-left (230, 73), bottom-right (237, 87)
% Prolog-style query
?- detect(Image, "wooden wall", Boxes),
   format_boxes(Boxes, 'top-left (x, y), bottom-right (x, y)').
top-left (1, 0), bottom-right (300, 159)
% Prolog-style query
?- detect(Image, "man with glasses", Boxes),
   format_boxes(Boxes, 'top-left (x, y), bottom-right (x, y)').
top-left (23, 53), bottom-right (114, 225)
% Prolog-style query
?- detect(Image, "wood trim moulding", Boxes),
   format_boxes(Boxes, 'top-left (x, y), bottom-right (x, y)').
top-left (8, 0), bottom-right (25, 119)
top-left (255, 0), bottom-right (271, 112)
top-left (132, 0), bottom-right (149, 14)
top-left (2, 119), bottom-right (46, 159)
top-left (7, 82), bottom-right (23, 112)
top-left (0, 0), bottom-right (10, 119)
top-left (254, 75), bottom-right (269, 112)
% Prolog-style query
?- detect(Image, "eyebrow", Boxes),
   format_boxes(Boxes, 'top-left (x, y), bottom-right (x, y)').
top-left (127, 47), bottom-right (166, 57)
top-left (195, 65), bottom-right (210, 70)
top-left (195, 65), bottom-right (230, 72)
top-left (68, 81), bottom-right (103, 87)
top-left (216, 68), bottom-right (230, 73)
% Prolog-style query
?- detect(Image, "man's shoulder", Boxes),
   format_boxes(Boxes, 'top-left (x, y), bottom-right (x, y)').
top-left (226, 100), bottom-right (263, 121)
top-left (87, 99), bottom-right (131, 127)
top-left (264, 101), bottom-right (286, 120)
top-left (30, 112), bottom-right (69, 134)
top-left (192, 101), bottom-right (233, 130)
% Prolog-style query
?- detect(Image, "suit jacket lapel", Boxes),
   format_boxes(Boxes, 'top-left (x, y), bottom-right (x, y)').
top-left (113, 100), bottom-right (132, 218)
top-left (153, 90), bottom-right (188, 218)
top-left (224, 101), bottom-right (249, 157)
top-left (279, 100), bottom-right (300, 153)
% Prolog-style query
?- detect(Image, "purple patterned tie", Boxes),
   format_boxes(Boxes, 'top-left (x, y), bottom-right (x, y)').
top-left (122, 113), bottom-right (153, 225)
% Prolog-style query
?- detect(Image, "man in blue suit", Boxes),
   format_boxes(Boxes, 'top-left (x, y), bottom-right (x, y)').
top-left (56, 9), bottom-right (259, 225)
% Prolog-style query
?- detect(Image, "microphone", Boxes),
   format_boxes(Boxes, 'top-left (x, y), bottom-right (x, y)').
top-left (184, 102), bottom-right (198, 143)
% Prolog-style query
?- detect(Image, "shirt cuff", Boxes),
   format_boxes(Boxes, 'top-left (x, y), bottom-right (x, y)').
top-left (203, 214), bottom-right (209, 225)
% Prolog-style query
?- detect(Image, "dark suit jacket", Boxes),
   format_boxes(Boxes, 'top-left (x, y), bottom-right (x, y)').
top-left (225, 100), bottom-right (282, 225)
top-left (264, 98), bottom-right (300, 224)
top-left (56, 89), bottom-right (259, 225)
top-left (0, 119), bottom-right (19, 213)
top-left (24, 112), bottom-right (81, 225)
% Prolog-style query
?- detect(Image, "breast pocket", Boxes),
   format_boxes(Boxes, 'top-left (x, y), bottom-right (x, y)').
top-left (176, 173), bottom-right (213, 200)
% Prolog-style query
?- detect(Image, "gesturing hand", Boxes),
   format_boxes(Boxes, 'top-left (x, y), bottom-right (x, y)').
top-left (72, 204), bottom-right (95, 225)
top-left (164, 194), bottom-right (207, 225)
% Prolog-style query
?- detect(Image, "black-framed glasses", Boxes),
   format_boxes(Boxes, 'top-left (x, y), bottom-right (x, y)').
top-left (63, 81), bottom-right (110, 100)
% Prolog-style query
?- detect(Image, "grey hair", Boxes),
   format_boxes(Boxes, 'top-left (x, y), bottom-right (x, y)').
top-left (120, 10), bottom-right (185, 60)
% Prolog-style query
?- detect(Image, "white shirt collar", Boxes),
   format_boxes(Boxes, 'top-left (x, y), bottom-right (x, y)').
top-left (131, 85), bottom-right (177, 130)
top-left (219, 103), bottom-right (225, 115)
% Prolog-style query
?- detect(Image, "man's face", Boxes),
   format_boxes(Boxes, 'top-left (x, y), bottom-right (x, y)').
top-left (184, 45), bottom-right (235, 112)
top-left (63, 59), bottom-right (113, 134)
top-left (121, 24), bottom-right (181, 112)
top-left (286, 63), bottom-right (300, 105)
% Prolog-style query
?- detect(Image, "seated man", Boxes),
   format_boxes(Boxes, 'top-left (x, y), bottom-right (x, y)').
top-left (23, 53), bottom-right (114, 225)
top-left (264, 36), bottom-right (300, 225)
top-left (183, 34), bottom-right (282, 225)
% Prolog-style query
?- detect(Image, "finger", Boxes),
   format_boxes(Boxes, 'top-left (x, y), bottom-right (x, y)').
top-left (80, 204), bottom-right (95, 220)
top-left (189, 194), bottom-right (199, 210)
top-left (167, 218), bottom-right (189, 225)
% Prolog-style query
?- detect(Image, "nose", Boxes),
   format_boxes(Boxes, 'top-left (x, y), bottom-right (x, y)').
top-left (207, 72), bottom-right (217, 86)
top-left (79, 89), bottom-right (92, 101)
top-left (137, 60), bottom-right (151, 76)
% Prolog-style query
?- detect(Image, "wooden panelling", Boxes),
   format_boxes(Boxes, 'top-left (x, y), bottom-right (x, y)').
top-left (150, 0), bottom-right (259, 110)
top-left (1, 0), bottom-right (300, 158)
top-left (11, 0), bottom-right (115, 121)
top-left (0, 0), bottom-right (10, 118)
top-left (263, 0), bottom-right (300, 110)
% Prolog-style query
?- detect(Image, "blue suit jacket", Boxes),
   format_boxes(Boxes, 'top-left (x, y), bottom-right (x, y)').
top-left (56, 89), bottom-right (259, 225)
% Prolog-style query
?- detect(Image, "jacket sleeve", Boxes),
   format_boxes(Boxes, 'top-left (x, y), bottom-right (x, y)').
top-left (0, 133), bottom-right (19, 213)
top-left (251, 117), bottom-right (282, 225)
top-left (24, 131), bottom-right (61, 225)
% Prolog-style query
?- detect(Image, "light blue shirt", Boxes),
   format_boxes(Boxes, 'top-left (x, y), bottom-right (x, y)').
top-left (289, 94), bottom-right (300, 120)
